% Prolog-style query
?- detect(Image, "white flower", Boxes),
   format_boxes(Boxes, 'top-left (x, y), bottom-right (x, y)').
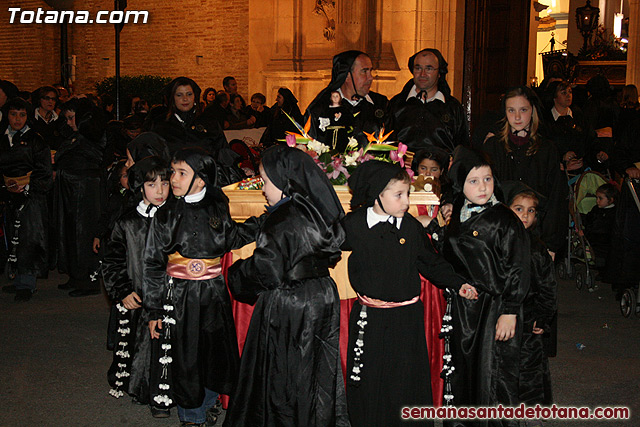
top-left (347, 137), bottom-right (358, 150)
top-left (153, 395), bottom-right (173, 406)
top-left (159, 383), bottom-right (170, 390)
top-left (344, 152), bottom-right (359, 167)
top-left (163, 304), bottom-right (174, 311)
top-left (307, 139), bottom-right (330, 154)
top-left (161, 343), bottom-right (172, 351)
top-left (318, 117), bottom-right (330, 132)
top-left (109, 388), bottom-right (124, 398)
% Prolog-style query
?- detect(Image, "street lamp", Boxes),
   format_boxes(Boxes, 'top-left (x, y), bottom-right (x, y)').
top-left (575, 0), bottom-right (600, 51)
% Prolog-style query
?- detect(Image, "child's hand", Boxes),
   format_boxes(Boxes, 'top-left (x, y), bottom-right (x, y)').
top-left (547, 250), bottom-right (555, 261)
top-left (122, 291), bottom-right (142, 310)
top-left (459, 284), bottom-right (478, 300)
top-left (416, 215), bottom-right (433, 228)
top-left (441, 203), bottom-right (453, 223)
top-left (149, 319), bottom-right (163, 339)
top-left (92, 238), bottom-right (100, 253)
top-left (532, 321), bottom-right (544, 335)
top-left (495, 314), bottom-right (517, 341)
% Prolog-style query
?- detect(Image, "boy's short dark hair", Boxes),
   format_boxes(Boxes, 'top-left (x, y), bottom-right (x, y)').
top-left (144, 162), bottom-right (171, 183)
top-left (216, 91), bottom-right (229, 104)
top-left (251, 93), bottom-right (266, 104)
top-left (596, 183), bottom-right (617, 201)
top-left (5, 97), bottom-right (32, 114)
top-left (223, 76), bottom-right (235, 88)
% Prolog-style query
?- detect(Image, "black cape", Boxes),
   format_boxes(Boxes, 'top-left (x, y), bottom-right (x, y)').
top-left (442, 203), bottom-right (530, 427)
top-left (225, 194), bottom-right (349, 427)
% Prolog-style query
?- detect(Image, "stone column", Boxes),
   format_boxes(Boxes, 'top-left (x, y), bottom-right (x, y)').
top-left (627, 0), bottom-right (640, 87)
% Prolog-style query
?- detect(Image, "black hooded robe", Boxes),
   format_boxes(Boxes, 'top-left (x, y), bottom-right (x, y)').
top-left (224, 146), bottom-right (349, 427)
top-left (103, 206), bottom-right (155, 403)
top-left (386, 79), bottom-right (469, 155)
top-left (0, 127), bottom-right (52, 279)
top-left (442, 203), bottom-right (530, 427)
top-left (54, 131), bottom-right (106, 289)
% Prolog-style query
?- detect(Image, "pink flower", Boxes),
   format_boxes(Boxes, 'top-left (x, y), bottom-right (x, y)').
top-left (405, 167), bottom-right (415, 179)
top-left (390, 142), bottom-right (408, 167)
top-left (286, 134), bottom-right (296, 147)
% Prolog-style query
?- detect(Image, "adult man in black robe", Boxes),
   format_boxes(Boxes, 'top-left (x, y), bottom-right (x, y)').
top-left (305, 50), bottom-right (388, 150)
top-left (387, 48), bottom-right (468, 154)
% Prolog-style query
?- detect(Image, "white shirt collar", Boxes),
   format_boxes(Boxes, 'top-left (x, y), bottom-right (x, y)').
top-left (551, 106), bottom-right (573, 121)
top-left (35, 108), bottom-right (58, 123)
top-left (366, 206), bottom-right (402, 229)
top-left (407, 85), bottom-right (446, 103)
top-left (137, 200), bottom-right (166, 218)
top-left (184, 187), bottom-right (206, 203)
top-left (337, 87), bottom-right (374, 106)
top-left (5, 125), bottom-right (30, 146)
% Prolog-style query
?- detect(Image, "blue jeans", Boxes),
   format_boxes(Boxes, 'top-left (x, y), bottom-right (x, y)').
top-left (14, 274), bottom-right (36, 292)
top-left (177, 388), bottom-right (219, 424)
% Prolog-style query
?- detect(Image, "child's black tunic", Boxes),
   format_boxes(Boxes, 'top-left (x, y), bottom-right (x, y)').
top-left (342, 208), bottom-right (465, 427)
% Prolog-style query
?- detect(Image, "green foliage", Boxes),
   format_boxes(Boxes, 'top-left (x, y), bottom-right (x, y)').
top-left (94, 75), bottom-right (172, 114)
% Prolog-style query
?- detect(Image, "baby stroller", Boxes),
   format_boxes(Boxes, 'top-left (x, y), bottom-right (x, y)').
top-left (556, 169), bottom-right (608, 291)
top-left (619, 177), bottom-right (640, 318)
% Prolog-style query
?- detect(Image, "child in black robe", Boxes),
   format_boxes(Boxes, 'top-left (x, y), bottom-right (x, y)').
top-left (343, 160), bottom-right (476, 427)
top-left (440, 147), bottom-right (530, 427)
top-left (144, 148), bottom-right (259, 426)
top-left (0, 97), bottom-right (53, 302)
top-left (583, 183), bottom-right (617, 277)
top-left (503, 181), bottom-right (556, 406)
top-left (225, 145), bottom-right (349, 427)
top-left (103, 156), bottom-right (171, 417)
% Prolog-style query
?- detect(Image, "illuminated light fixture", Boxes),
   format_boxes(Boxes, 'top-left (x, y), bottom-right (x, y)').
top-left (575, 0), bottom-right (600, 51)
top-left (614, 13), bottom-right (624, 38)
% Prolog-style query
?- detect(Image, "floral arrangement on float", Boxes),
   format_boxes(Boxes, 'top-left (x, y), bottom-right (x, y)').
top-left (280, 111), bottom-right (412, 185)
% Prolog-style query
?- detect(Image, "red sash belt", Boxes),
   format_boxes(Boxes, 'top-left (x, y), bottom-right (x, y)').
top-left (166, 252), bottom-right (222, 280)
top-left (357, 293), bottom-right (420, 308)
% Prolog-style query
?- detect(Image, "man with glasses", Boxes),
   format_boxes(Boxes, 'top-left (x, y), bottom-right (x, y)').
top-left (386, 48), bottom-right (468, 155)
top-left (305, 50), bottom-right (388, 150)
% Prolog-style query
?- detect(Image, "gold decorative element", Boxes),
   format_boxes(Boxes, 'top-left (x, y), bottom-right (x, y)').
top-left (472, 231), bottom-right (479, 237)
top-left (399, 238), bottom-right (406, 244)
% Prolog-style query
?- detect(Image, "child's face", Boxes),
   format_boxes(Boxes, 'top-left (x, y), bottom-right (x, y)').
top-left (8, 109), bottom-right (27, 132)
top-left (509, 195), bottom-right (537, 229)
top-left (119, 166), bottom-right (129, 190)
top-left (142, 175), bottom-right (170, 205)
top-left (417, 158), bottom-right (442, 179)
top-left (171, 161), bottom-right (204, 197)
top-left (505, 95), bottom-right (533, 132)
top-left (259, 164), bottom-right (283, 206)
top-left (375, 179), bottom-right (410, 218)
top-left (174, 85), bottom-right (195, 113)
top-left (595, 191), bottom-right (612, 208)
top-left (64, 110), bottom-right (77, 131)
top-left (463, 166), bottom-right (494, 205)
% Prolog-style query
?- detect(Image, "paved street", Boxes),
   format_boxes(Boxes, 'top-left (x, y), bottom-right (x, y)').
top-left (1, 271), bottom-right (638, 426)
